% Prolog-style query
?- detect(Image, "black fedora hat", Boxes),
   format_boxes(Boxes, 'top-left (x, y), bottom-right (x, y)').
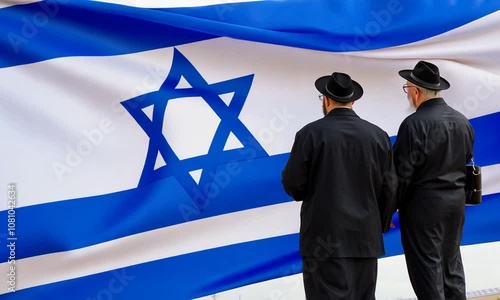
top-left (399, 60), bottom-right (450, 90)
top-left (315, 72), bottom-right (363, 103)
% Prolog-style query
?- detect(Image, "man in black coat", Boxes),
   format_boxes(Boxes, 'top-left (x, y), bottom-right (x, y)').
top-left (282, 72), bottom-right (397, 300)
top-left (394, 61), bottom-right (475, 300)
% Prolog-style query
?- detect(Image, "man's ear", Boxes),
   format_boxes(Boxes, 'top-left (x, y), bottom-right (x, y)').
top-left (325, 97), bottom-right (332, 108)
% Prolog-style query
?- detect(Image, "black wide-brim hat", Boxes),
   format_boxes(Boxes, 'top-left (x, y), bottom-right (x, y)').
top-left (399, 60), bottom-right (450, 90)
top-left (315, 72), bottom-right (363, 103)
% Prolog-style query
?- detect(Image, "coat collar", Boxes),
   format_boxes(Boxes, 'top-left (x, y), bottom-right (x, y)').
top-left (325, 107), bottom-right (359, 118)
top-left (417, 97), bottom-right (446, 110)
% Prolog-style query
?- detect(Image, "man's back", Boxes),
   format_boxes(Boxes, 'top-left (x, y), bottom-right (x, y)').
top-left (394, 98), bottom-right (475, 199)
top-left (282, 108), bottom-right (395, 258)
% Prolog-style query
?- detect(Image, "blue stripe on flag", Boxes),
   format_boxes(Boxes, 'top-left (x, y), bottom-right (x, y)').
top-left (1, 111), bottom-right (500, 262)
top-left (1, 1), bottom-right (500, 68)
top-left (0, 1), bottom-right (215, 68)
top-left (6, 234), bottom-right (301, 300)
top-left (470, 111), bottom-right (500, 166)
top-left (5, 193), bottom-right (500, 299)
top-left (165, 1), bottom-right (500, 52)
top-left (385, 192), bottom-right (500, 257)
top-left (0, 154), bottom-right (291, 262)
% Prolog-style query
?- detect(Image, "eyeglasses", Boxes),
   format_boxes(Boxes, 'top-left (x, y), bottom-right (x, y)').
top-left (402, 84), bottom-right (419, 94)
top-left (318, 94), bottom-right (324, 101)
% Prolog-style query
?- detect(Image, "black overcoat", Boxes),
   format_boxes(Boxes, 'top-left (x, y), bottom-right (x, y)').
top-left (393, 97), bottom-right (475, 299)
top-left (282, 108), bottom-right (397, 258)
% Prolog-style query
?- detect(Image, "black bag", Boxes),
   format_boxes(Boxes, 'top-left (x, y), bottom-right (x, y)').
top-left (465, 158), bottom-right (482, 206)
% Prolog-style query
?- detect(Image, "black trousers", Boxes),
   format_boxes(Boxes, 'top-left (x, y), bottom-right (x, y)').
top-left (400, 193), bottom-right (466, 300)
top-left (302, 256), bottom-right (377, 300)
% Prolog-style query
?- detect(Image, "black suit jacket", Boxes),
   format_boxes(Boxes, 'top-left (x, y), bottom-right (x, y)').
top-left (282, 108), bottom-right (397, 258)
top-left (393, 98), bottom-right (475, 208)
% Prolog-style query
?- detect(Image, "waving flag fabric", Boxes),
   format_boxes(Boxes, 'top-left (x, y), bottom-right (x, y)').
top-left (1, 1), bottom-right (500, 299)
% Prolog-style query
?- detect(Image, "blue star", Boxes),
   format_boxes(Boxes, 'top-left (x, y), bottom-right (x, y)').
top-left (122, 48), bottom-right (268, 210)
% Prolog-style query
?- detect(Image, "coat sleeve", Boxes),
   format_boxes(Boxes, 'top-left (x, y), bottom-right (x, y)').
top-left (378, 135), bottom-right (398, 233)
top-left (393, 122), bottom-right (419, 209)
top-left (281, 130), bottom-right (311, 201)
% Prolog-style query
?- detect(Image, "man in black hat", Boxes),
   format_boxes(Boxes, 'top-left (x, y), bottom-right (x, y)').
top-left (394, 61), bottom-right (475, 299)
top-left (282, 72), bottom-right (397, 299)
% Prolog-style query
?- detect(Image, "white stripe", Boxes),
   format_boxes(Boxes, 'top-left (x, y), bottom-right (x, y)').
top-left (91, 0), bottom-right (263, 9)
top-left (482, 164), bottom-right (500, 196)
top-left (0, 201), bottom-right (301, 294)
top-left (2, 161), bottom-right (500, 294)
top-left (0, 0), bottom-right (40, 9)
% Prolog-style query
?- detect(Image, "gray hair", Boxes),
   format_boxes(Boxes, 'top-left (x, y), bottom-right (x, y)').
top-left (418, 86), bottom-right (441, 97)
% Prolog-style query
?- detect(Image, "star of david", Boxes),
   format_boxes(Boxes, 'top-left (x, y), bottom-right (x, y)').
top-left (122, 48), bottom-right (268, 210)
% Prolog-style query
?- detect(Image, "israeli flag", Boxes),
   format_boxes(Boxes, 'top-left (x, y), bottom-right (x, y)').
top-left (1, 1), bottom-right (499, 299)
